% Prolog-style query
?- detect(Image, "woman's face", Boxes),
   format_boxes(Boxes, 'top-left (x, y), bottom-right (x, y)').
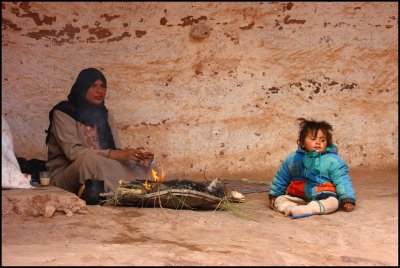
top-left (85, 79), bottom-right (106, 105)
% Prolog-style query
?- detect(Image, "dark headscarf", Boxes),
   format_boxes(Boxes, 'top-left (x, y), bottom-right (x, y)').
top-left (45, 68), bottom-right (116, 150)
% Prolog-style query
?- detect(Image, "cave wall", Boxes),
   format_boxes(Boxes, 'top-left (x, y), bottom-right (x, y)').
top-left (2, 2), bottom-right (398, 180)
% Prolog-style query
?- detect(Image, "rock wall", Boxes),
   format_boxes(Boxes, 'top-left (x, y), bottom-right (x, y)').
top-left (2, 2), bottom-right (398, 180)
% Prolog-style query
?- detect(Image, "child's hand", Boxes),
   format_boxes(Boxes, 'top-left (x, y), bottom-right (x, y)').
top-left (269, 197), bottom-right (276, 209)
top-left (343, 202), bottom-right (354, 212)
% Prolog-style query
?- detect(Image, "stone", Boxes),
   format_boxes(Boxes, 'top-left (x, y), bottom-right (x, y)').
top-left (2, 186), bottom-right (87, 217)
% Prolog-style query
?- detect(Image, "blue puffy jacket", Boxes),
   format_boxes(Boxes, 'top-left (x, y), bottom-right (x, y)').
top-left (269, 145), bottom-right (356, 205)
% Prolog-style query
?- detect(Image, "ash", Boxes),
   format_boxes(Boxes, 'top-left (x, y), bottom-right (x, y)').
top-left (164, 179), bottom-right (206, 192)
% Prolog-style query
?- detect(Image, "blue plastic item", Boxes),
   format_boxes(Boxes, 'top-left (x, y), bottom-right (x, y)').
top-left (291, 213), bottom-right (313, 219)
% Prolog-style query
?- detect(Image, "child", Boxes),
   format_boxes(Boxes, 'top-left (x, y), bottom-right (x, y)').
top-left (269, 118), bottom-right (356, 216)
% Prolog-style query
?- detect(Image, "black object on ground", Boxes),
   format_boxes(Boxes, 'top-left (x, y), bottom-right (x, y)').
top-left (16, 157), bottom-right (47, 183)
top-left (81, 179), bottom-right (106, 205)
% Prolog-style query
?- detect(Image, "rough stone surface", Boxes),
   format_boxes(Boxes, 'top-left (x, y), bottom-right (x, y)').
top-left (2, 2), bottom-right (398, 180)
top-left (2, 186), bottom-right (87, 217)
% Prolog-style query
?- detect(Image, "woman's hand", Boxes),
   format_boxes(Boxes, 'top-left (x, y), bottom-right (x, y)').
top-left (138, 151), bottom-right (154, 168)
top-left (109, 149), bottom-right (154, 167)
top-left (343, 202), bottom-right (354, 212)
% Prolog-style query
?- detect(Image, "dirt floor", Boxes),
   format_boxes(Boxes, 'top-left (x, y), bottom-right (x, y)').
top-left (2, 168), bottom-right (398, 266)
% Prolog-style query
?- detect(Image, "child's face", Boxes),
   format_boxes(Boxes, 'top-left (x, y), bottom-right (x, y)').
top-left (302, 129), bottom-right (327, 153)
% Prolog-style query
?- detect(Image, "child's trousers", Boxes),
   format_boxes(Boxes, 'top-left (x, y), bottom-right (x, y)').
top-left (274, 195), bottom-right (339, 216)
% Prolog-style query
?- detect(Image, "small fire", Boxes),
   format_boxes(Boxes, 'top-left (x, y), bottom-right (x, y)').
top-left (144, 168), bottom-right (165, 191)
top-left (144, 180), bottom-right (152, 191)
top-left (151, 168), bottom-right (165, 183)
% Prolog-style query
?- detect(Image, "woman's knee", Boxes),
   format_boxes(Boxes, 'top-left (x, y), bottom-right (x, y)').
top-left (76, 151), bottom-right (107, 172)
top-left (76, 151), bottom-right (143, 179)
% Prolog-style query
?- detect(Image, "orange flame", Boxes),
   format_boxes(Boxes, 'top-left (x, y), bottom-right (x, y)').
top-left (144, 168), bottom-right (165, 191)
top-left (144, 180), bottom-right (152, 191)
top-left (151, 168), bottom-right (165, 183)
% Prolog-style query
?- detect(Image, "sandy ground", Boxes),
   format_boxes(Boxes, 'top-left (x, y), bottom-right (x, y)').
top-left (2, 168), bottom-right (398, 266)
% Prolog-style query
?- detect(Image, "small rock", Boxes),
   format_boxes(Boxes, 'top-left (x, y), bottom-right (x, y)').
top-left (44, 205), bottom-right (56, 218)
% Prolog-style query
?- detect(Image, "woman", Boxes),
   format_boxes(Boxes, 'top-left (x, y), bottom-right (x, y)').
top-left (45, 68), bottom-right (154, 196)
